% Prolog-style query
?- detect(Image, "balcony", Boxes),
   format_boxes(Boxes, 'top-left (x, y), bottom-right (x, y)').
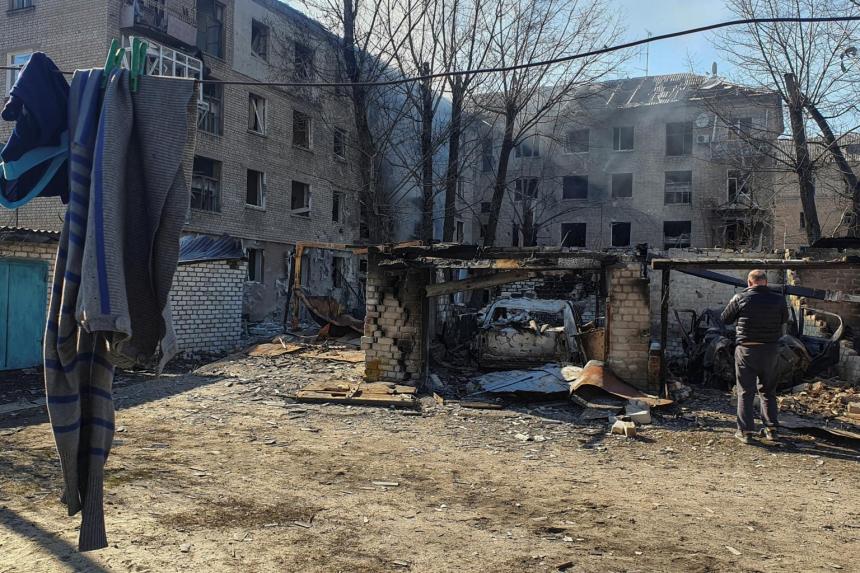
top-left (120, 0), bottom-right (197, 48)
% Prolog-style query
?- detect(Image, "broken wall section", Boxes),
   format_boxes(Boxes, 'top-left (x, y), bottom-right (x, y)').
top-left (497, 271), bottom-right (600, 322)
top-left (362, 254), bottom-right (429, 384)
top-left (606, 262), bottom-right (651, 390)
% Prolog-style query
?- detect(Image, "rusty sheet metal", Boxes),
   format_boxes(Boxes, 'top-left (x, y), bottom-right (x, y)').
top-left (295, 289), bottom-right (363, 334)
top-left (569, 360), bottom-right (673, 408)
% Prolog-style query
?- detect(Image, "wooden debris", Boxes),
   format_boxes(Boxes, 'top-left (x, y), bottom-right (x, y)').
top-left (247, 342), bottom-right (302, 357)
top-left (295, 380), bottom-right (418, 408)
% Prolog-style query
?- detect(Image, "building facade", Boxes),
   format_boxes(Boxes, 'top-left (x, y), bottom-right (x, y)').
top-left (1, 0), bottom-right (364, 323)
top-left (468, 73), bottom-right (785, 252)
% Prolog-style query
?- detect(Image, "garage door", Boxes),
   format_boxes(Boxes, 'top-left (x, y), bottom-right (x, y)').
top-left (0, 259), bottom-right (48, 370)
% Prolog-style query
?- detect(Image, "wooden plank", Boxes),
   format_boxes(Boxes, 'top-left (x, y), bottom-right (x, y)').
top-left (652, 258), bottom-right (860, 270)
top-left (424, 270), bottom-right (534, 297)
top-left (380, 258), bottom-right (603, 270)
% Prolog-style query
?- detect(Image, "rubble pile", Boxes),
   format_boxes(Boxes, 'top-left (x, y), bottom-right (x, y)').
top-left (779, 380), bottom-right (860, 422)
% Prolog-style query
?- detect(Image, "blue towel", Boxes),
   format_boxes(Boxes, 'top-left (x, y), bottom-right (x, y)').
top-left (0, 52), bottom-right (70, 207)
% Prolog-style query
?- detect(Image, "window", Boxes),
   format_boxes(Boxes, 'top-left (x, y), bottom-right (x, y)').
top-left (664, 171), bottom-right (692, 204)
top-left (561, 223), bottom-right (587, 248)
top-left (728, 117), bottom-right (753, 140)
top-left (9, 0), bottom-right (32, 10)
top-left (800, 212), bottom-right (806, 229)
top-left (514, 178), bottom-right (538, 201)
top-left (248, 93), bottom-right (266, 134)
top-left (197, 0), bottom-right (225, 58)
top-left (198, 81), bottom-right (223, 135)
top-left (247, 248), bottom-right (264, 282)
top-left (562, 175), bottom-right (588, 200)
top-left (191, 156), bottom-right (221, 212)
top-left (480, 201), bottom-right (491, 214)
top-left (481, 138), bottom-right (494, 172)
top-left (611, 173), bottom-right (633, 198)
top-left (5, 51), bottom-right (31, 93)
top-left (455, 221), bottom-right (465, 243)
top-left (246, 169), bottom-right (265, 208)
top-left (332, 191), bottom-right (343, 222)
top-left (291, 181), bottom-right (311, 216)
top-left (612, 126), bottom-right (634, 151)
top-left (564, 129), bottom-right (589, 153)
top-left (726, 170), bottom-right (748, 202)
top-left (294, 41), bottom-right (314, 80)
top-left (136, 37), bottom-right (203, 80)
top-left (663, 220), bottom-right (691, 249)
top-left (251, 20), bottom-right (269, 60)
top-left (333, 128), bottom-right (346, 159)
top-left (293, 110), bottom-right (311, 148)
top-left (666, 121), bottom-right (693, 156)
top-left (332, 257), bottom-right (344, 288)
top-left (515, 136), bottom-right (540, 158)
top-left (512, 224), bottom-right (520, 247)
top-left (611, 222), bottom-right (631, 247)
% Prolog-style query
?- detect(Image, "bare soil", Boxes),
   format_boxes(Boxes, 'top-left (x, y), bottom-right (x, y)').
top-left (1, 351), bottom-right (858, 573)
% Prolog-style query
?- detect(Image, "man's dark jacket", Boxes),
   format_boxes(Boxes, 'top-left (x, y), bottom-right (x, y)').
top-left (720, 285), bottom-right (788, 344)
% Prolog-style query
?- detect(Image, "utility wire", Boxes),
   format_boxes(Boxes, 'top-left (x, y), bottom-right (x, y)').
top-left (1, 16), bottom-right (859, 88)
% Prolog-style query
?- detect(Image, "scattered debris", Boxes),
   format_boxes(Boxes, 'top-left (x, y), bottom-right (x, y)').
top-left (295, 381), bottom-right (418, 408)
top-left (625, 400), bottom-right (652, 425)
top-left (247, 342), bottom-right (303, 357)
top-left (725, 545), bottom-right (742, 556)
top-left (611, 418), bottom-right (637, 438)
top-left (568, 361), bottom-right (673, 408)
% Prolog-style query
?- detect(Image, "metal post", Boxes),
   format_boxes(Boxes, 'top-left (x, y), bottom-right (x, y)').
top-left (659, 268), bottom-right (670, 398)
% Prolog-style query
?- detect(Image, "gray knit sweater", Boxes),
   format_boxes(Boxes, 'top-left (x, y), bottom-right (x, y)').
top-left (45, 69), bottom-right (196, 551)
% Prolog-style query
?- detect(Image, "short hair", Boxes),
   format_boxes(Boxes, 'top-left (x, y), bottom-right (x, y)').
top-left (748, 269), bottom-right (767, 284)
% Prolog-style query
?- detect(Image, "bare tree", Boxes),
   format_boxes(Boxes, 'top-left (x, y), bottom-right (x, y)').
top-left (473, 0), bottom-right (623, 247)
top-left (715, 0), bottom-right (860, 242)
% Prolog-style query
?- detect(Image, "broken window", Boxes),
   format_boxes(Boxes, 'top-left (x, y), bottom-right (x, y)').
top-left (561, 223), bottom-right (586, 247)
top-left (481, 137), bottom-right (494, 171)
top-left (612, 126), bottom-right (634, 151)
top-left (293, 110), bottom-right (311, 148)
top-left (611, 173), bottom-right (633, 198)
top-left (333, 127), bottom-right (346, 159)
top-left (562, 175), bottom-right (588, 200)
top-left (666, 121), bottom-right (693, 156)
top-left (515, 135), bottom-right (540, 158)
top-left (564, 129), bottom-right (589, 153)
top-left (248, 93), bottom-right (266, 134)
top-left (251, 20), bottom-right (269, 60)
top-left (664, 171), bottom-right (692, 204)
top-left (294, 41), bottom-right (314, 80)
top-left (191, 156), bottom-right (221, 212)
top-left (291, 181), bottom-right (311, 217)
top-left (198, 81), bottom-right (223, 135)
top-left (663, 220), bottom-right (691, 249)
top-left (611, 222), bottom-right (631, 247)
top-left (800, 211), bottom-right (806, 229)
top-left (514, 178), bottom-right (539, 202)
top-left (247, 248), bottom-right (264, 282)
top-left (455, 221), bottom-right (465, 243)
top-left (480, 201), bottom-right (491, 214)
top-left (197, 0), bottom-right (224, 58)
top-left (332, 191), bottom-right (343, 222)
top-left (332, 256), bottom-right (344, 288)
top-left (246, 169), bottom-right (265, 207)
top-left (726, 170), bottom-right (748, 202)
top-left (728, 117), bottom-right (753, 140)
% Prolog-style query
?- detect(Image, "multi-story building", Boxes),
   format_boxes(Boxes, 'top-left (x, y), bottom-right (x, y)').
top-left (468, 73), bottom-right (785, 251)
top-left (1, 0), bottom-right (364, 322)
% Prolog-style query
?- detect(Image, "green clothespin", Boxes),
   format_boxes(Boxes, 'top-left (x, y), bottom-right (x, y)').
top-left (129, 38), bottom-right (148, 93)
top-left (102, 38), bottom-right (125, 88)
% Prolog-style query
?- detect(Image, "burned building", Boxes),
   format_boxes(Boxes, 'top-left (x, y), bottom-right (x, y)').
top-left (468, 72), bottom-right (784, 251)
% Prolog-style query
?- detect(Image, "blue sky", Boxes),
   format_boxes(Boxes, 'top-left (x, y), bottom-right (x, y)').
top-left (615, 0), bottom-right (734, 78)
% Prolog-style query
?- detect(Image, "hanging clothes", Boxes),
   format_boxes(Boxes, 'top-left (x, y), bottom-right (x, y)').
top-left (44, 68), bottom-right (197, 552)
top-left (0, 52), bottom-right (70, 208)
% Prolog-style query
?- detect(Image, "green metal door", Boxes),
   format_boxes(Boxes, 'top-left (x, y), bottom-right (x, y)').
top-left (0, 259), bottom-right (48, 370)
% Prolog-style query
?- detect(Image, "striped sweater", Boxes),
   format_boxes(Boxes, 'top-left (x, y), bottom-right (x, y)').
top-left (45, 69), bottom-right (196, 551)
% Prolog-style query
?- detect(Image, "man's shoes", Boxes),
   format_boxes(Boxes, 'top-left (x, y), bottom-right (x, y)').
top-left (761, 427), bottom-right (778, 441)
top-left (734, 431), bottom-right (752, 445)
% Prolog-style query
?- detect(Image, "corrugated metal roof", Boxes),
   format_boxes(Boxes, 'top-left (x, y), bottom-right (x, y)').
top-left (178, 234), bottom-right (245, 265)
top-left (598, 73), bottom-right (772, 108)
top-left (0, 226), bottom-right (60, 243)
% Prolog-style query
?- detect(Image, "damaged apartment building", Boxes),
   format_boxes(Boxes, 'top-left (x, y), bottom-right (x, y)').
top-left (0, 0), bottom-right (365, 357)
top-left (469, 72), bottom-right (785, 251)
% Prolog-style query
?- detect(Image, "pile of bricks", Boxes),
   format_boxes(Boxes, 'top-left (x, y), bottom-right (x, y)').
top-left (361, 258), bottom-right (427, 383)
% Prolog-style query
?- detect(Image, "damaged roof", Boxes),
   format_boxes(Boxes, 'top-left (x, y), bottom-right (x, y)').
top-left (0, 226), bottom-right (60, 243)
top-left (596, 73), bottom-right (773, 109)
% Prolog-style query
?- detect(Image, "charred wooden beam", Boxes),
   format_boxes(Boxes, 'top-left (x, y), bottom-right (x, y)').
top-left (424, 270), bottom-right (535, 297)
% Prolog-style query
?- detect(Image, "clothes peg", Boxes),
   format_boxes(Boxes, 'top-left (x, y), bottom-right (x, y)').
top-left (129, 38), bottom-right (148, 93)
top-left (102, 39), bottom-right (124, 88)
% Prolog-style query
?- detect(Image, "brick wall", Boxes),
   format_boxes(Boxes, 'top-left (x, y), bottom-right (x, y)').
top-left (497, 273), bottom-right (600, 323)
top-left (361, 254), bottom-right (429, 384)
top-left (606, 263), bottom-right (651, 389)
top-left (170, 260), bottom-right (246, 355)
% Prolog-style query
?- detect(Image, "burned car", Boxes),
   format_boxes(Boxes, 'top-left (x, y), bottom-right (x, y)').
top-left (473, 298), bottom-right (596, 369)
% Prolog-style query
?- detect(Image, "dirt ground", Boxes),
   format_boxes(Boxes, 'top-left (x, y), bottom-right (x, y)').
top-left (1, 349), bottom-right (859, 573)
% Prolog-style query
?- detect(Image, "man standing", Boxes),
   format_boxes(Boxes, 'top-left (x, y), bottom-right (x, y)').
top-left (721, 269), bottom-right (789, 444)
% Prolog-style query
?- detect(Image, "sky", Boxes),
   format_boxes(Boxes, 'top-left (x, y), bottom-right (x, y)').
top-left (614, 0), bottom-right (735, 78)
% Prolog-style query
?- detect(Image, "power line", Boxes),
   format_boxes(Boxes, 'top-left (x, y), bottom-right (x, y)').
top-left (1, 16), bottom-right (859, 88)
